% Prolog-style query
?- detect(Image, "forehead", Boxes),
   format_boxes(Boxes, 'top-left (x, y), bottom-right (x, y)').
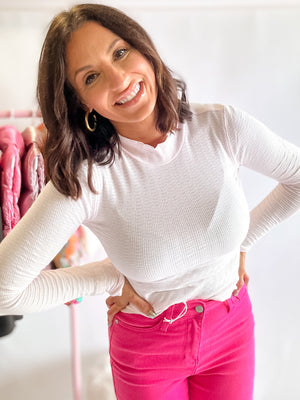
top-left (65, 21), bottom-right (121, 77)
top-left (67, 21), bottom-right (119, 52)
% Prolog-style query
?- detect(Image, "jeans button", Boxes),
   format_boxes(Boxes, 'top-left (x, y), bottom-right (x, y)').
top-left (195, 305), bottom-right (204, 313)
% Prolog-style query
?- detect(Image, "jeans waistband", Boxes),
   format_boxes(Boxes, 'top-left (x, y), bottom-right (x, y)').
top-left (160, 285), bottom-right (248, 332)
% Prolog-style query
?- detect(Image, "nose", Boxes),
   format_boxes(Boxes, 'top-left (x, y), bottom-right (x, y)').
top-left (104, 65), bottom-right (129, 92)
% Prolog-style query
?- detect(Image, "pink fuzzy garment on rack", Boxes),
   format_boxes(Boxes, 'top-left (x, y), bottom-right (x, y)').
top-left (0, 109), bottom-right (45, 236)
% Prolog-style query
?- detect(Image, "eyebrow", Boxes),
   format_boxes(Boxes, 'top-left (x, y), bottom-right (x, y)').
top-left (73, 38), bottom-right (122, 82)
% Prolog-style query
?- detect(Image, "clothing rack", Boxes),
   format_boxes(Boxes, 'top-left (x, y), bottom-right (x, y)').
top-left (0, 109), bottom-right (42, 118)
top-left (0, 110), bottom-right (82, 400)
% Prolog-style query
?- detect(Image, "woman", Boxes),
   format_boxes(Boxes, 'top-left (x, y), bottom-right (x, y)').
top-left (0, 4), bottom-right (300, 399)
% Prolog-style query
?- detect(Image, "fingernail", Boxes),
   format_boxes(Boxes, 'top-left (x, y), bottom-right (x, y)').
top-left (233, 290), bottom-right (239, 297)
top-left (148, 310), bottom-right (157, 318)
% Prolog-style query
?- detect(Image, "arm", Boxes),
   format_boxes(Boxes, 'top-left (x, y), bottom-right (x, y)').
top-left (0, 180), bottom-right (124, 315)
top-left (224, 105), bottom-right (300, 252)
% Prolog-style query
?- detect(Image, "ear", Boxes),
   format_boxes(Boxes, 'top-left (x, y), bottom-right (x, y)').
top-left (77, 94), bottom-right (91, 112)
top-left (81, 102), bottom-right (92, 113)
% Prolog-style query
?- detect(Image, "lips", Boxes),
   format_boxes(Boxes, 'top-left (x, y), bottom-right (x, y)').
top-left (115, 82), bottom-right (142, 106)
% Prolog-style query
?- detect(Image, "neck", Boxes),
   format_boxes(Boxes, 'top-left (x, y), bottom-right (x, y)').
top-left (113, 116), bottom-right (167, 148)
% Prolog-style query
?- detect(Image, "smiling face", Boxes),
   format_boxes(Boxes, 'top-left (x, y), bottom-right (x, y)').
top-left (66, 21), bottom-right (158, 136)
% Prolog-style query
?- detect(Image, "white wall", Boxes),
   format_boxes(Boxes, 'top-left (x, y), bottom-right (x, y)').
top-left (0, 1), bottom-right (300, 399)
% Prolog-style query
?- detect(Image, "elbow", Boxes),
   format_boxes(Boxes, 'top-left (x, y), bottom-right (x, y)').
top-left (0, 302), bottom-right (18, 317)
top-left (0, 290), bottom-right (27, 316)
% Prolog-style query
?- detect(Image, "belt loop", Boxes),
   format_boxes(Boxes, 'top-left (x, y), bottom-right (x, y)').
top-left (224, 293), bottom-right (241, 313)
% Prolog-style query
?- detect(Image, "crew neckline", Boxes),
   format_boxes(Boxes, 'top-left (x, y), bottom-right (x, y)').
top-left (118, 124), bottom-right (186, 165)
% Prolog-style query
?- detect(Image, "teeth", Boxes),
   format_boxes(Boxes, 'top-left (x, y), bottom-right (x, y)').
top-left (117, 83), bottom-right (140, 105)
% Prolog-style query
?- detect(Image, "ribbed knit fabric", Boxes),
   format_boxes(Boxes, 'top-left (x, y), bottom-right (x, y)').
top-left (0, 104), bottom-right (300, 316)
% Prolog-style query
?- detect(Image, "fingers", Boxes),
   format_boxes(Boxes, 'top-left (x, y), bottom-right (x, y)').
top-left (106, 295), bottom-right (131, 326)
top-left (121, 278), bottom-right (156, 316)
top-left (105, 296), bottom-right (115, 308)
top-left (130, 293), bottom-right (155, 318)
top-left (233, 251), bottom-right (249, 296)
top-left (243, 272), bottom-right (250, 288)
top-left (106, 286), bottom-right (156, 326)
top-left (106, 293), bottom-right (156, 322)
top-left (233, 272), bottom-right (250, 297)
top-left (107, 303), bottom-right (121, 327)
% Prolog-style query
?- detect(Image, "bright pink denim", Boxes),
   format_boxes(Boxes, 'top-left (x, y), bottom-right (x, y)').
top-left (109, 285), bottom-right (255, 400)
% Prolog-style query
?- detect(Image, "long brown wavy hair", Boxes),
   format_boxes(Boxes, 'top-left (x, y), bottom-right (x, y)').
top-left (37, 3), bottom-right (192, 199)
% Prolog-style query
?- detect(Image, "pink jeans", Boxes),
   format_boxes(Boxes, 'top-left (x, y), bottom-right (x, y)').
top-left (109, 285), bottom-right (255, 400)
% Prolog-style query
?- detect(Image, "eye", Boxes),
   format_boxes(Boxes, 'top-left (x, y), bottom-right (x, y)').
top-left (85, 73), bottom-right (98, 86)
top-left (113, 48), bottom-right (129, 60)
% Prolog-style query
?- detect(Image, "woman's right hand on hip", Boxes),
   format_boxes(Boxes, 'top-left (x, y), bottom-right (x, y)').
top-left (106, 278), bottom-right (156, 326)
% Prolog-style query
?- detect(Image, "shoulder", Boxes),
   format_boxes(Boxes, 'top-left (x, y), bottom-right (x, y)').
top-left (185, 103), bottom-right (238, 160)
top-left (188, 103), bottom-right (226, 129)
top-left (185, 103), bottom-right (227, 136)
top-left (189, 103), bottom-right (244, 120)
top-left (190, 103), bottom-right (225, 116)
top-left (188, 103), bottom-right (250, 132)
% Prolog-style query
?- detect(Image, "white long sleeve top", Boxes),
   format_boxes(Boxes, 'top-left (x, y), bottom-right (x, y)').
top-left (0, 104), bottom-right (300, 316)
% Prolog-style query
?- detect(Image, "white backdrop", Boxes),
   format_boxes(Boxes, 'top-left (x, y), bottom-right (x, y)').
top-left (0, 1), bottom-right (299, 399)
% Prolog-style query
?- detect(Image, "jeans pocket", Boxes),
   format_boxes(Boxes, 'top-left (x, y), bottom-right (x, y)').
top-left (113, 311), bottom-right (163, 333)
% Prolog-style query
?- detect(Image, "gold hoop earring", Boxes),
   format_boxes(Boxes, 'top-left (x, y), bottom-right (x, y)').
top-left (85, 110), bottom-right (97, 132)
